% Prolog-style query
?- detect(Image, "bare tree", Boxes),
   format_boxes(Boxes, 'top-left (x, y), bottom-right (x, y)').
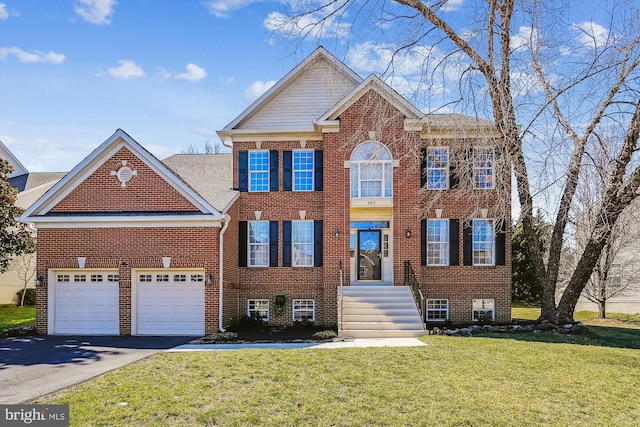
top-left (271, 0), bottom-right (640, 323)
top-left (11, 250), bottom-right (36, 306)
top-left (181, 141), bottom-right (222, 154)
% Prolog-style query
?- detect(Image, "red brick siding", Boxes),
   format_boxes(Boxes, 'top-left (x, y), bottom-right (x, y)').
top-left (51, 147), bottom-right (198, 213)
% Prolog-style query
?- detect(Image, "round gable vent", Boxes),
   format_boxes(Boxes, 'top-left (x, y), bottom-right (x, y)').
top-left (117, 166), bottom-right (134, 184)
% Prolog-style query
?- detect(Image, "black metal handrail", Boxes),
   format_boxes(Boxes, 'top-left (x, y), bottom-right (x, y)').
top-left (404, 260), bottom-right (425, 324)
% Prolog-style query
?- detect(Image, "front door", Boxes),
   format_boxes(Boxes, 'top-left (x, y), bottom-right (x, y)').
top-left (358, 230), bottom-right (382, 281)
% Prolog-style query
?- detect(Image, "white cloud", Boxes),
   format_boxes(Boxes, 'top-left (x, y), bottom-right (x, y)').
top-left (106, 60), bottom-right (145, 79)
top-left (75, 0), bottom-right (117, 25)
top-left (264, 11), bottom-right (350, 40)
top-left (440, 0), bottom-right (463, 12)
top-left (0, 47), bottom-right (66, 64)
top-left (0, 3), bottom-right (8, 20)
top-left (574, 21), bottom-right (609, 49)
top-left (511, 26), bottom-right (540, 52)
top-left (244, 80), bottom-right (276, 102)
top-left (176, 63), bottom-right (207, 82)
top-left (203, 0), bottom-right (261, 19)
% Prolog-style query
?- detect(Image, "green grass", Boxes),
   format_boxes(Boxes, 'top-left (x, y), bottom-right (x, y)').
top-left (0, 305), bottom-right (36, 333)
top-left (39, 331), bottom-right (640, 426)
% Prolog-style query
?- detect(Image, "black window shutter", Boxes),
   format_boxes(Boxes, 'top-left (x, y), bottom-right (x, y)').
top-left (314, 150), bottom-right (323, 191)
top-left (420, 148), bottom-right (427, 188)
top-left (449, 219), bottom-right (460, 266)
top-left (282, 221), bottom-right (292, 267)
top-left (270, 150), bottom-right (279, 192)
top-left (463, 223), bottom-right (473, 266)
top-left (420, 219), bottom-right (427, 266)
top-left (495, 220), bottom-right (506, 266)
top-left (283, 151), bottom-right (292, 192)
top-left (314, 220), bottom-right (323, 267)
top-left (449, 149), bottom-right (459, 189)
top-left (238, 151), bottom-right (248, 192)
top-left (239, 221), bottom-right (248, 267)
top-left (269, 221), bottom-right (278, 267)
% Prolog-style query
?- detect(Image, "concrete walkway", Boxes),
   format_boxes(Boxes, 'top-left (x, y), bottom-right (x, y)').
top-left (167, 337), bottom-right (426, 352)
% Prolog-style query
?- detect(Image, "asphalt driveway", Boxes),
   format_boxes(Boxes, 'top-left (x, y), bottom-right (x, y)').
top-left (0, 335), bottom-right (192, 404)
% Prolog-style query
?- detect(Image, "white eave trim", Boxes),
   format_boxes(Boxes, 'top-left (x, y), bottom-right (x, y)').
top-left (29, 214), bottom-right (222, 228)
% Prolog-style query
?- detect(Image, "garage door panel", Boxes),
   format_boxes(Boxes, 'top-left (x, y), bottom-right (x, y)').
top-left (52, 272), bottom-right (119, 335)
top-left (135, 272), bottom-right (205, 336)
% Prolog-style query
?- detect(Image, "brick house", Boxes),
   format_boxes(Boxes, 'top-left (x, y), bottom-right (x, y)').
top-left (21, 47), bottom-right (510, 336)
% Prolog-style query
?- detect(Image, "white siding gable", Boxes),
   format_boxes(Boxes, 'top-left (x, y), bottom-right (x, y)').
top-left (238, 57), bottom-right (359, 131)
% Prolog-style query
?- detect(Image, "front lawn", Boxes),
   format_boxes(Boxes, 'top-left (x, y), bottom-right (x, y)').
top-left (39, 331), bottom-right (640, 426)
top-left (0, 305), bottom-right (36, 334)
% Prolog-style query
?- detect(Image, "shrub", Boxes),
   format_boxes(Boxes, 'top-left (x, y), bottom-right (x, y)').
top-left (313, 330), bottom-right (337, 340)
top-left (227, 313), bottom-right (266, 331)
top-left (16, 288), bottom-right (36, 306)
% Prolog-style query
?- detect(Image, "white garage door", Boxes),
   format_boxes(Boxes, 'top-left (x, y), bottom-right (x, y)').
top-left (52, 271), bottom-right (120, 335)
top-left (135, 271), bottom-right (205, 335)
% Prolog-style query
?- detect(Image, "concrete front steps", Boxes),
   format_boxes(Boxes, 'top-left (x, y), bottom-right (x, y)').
top-left (338, 286), bottom-right (426, 338)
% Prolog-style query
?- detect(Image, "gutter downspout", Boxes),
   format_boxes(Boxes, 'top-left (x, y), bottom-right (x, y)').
top-left (218, 213), bottom-right (230, 332)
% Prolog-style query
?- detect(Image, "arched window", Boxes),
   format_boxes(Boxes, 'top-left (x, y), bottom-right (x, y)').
top-left (350, 141), bottom-right (393, 198)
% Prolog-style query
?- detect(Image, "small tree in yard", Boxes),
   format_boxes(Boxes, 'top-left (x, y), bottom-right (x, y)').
top-left (0, 159), bottom-right (35, 273)
top-left (12, 248), bottom-right (36, 306)
top-left (512, 212), bottom-right (552, 304)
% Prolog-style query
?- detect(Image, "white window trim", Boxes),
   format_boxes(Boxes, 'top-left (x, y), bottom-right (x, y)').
top-left (247, 299), bottom-right (270, 322)
top-left (473, 147), bottom-right (495, 189)
top-left (248, 150), bottom-right (270, 193)
top-left (426, 147), bottom-right (449, 190)
top-left (292, 220), bottom-right (314, 267)
top-left (350, 141), bottom-right (393, 199)
top-left (248, 221), bottom-right (270, 267)
top-left (427, 219), bottom-right (449, 266)
top-left (292, 299), bottom-right (315, 322)
top-left (426, 299), bottom-right (449, 321)
top-left (472, 299), bottom-right (495, 322)
top-left (472, 219), bottom-right (495, 267)
top-left (293, 149), bottom-right (314, 192)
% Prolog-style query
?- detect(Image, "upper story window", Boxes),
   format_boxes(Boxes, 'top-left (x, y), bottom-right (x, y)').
top-left (426, 147), bottom-right (449, 189)
top-left (293, 150), bottom-right (314, 191)
top-left (293, 220), bottom-right (314, 267)
top-left (350, 141), bottom-right (393, 198)
top-left (473, 148), bottom-right (494, 189)
top-left (249, 151), bottom-right (269, 192)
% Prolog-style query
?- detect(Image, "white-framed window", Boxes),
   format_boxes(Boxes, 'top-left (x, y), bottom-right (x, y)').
top-left (293, 150), bottom-right (314, 191)
top-left (107, 274), bottom-right (119, 282)
top-left (472, 299), bottom-right (495, 322)
top-left (249, 221), bottom-right (269, 267)
top-left (247, 299), bottom-right (269, 322)
top-left (350, 141), bottom-right (393, 198)
top-left (426, 147), bottom-right (449, 189)
top-left (156, 274), bottom-right (169, 282)
top-left (191, 274), bottom-right (204, 282)
top-left (91, 274), bottom-right (103, 282)
top-left (74, 274), bottom-right (87, 282)
top-left (139, 274), bottom-right (152, 282)
top-left (427, 219), bottom-right (449, 266)
top-left (473, 148), bottom-right (494, 189)
top-left (249, 150), bottom-right (269, 192)
top-left (426, 299), bottom-right (449, 321)
top-left (57, 274), bottom-right (70, 282)
top-left (174, 274), bottom-right (187, 282)
top-left (293, 220), bottom-right (314, 267)
top-left (473, 219), bottom-right (495, 266)
top-left (292, 299), bottom-right (315, 322)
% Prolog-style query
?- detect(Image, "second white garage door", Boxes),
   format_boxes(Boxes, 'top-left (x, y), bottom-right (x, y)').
top-left (134, 271), bottom-right (205, 335)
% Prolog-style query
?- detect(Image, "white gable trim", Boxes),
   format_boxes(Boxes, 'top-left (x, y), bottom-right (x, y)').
top-left (218, 47), bottom-right (362, 139)
top-left (0, 140), bottom-right (29, 177)
top-left (20, 129), bottom-right (223, 222)
top-left (316, 75), bottom-right (425, 129)
top-left (30, 216), bottom-right (222, 229)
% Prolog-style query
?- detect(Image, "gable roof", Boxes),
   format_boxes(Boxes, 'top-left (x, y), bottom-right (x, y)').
top-left (218, 46), bottom-right (363, 139)
top-left (0, 140), bottom-right (29, 178)
top-left (20, 129), bottom-right (224, 224)
top-left (162, 154), bottom-right (237, 213)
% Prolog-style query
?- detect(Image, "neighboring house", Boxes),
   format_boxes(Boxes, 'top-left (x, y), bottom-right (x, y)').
top-left (573, 198), bottom-right (640, 315)
top-left (0, 141), bottom-right (65, 304)
top-left (21, 47), bottom-right (511, 336)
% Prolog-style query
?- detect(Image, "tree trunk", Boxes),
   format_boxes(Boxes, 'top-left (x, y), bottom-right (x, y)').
top-left (598, 300), bottom-right (606, 319)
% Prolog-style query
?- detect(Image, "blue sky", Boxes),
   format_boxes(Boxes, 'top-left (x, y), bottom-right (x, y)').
top-left (0, 0), bottom-right (613, 174)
